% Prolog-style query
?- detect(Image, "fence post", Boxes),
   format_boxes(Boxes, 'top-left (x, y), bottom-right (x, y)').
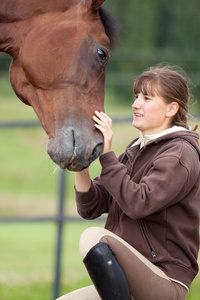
top-left (53, 170), bottom-right (66, 300)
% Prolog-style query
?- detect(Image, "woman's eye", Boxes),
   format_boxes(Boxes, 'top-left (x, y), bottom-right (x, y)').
top-left (97, 48), bottom-right (108, 64)
top-left (145, 96), bottom-right (151, 100)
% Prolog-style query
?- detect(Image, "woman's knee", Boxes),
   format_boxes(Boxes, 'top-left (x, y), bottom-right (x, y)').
top-left (79, 227), bottom-right (110, 259)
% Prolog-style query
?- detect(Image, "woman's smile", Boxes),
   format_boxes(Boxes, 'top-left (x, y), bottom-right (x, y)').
top-left (134, 112), bottom-right (143, 117)
top-left (132, 93), bottom-right (173, 135)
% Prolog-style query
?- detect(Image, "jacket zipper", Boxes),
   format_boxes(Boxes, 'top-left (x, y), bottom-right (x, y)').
top-left (109, 196), bottom-right (121, 233)
top-left (139, 219), bottom-right (156, 259)
top-left (126, 149), bottom-right (156, 259)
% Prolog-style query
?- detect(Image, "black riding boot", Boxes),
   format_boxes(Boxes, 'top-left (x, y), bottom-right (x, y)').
top-left (83, 242), bottom-right (131, 300)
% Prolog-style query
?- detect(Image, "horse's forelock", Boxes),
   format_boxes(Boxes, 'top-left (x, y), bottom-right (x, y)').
top-left (99, 7), bottom-right (119, 49)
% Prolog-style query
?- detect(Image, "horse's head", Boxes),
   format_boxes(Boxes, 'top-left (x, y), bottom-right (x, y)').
top-left (0, 0), bottom-right (117, 171)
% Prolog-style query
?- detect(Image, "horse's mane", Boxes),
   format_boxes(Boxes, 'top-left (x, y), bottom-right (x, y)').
top-left (99, 7), bottom-right (119, 49)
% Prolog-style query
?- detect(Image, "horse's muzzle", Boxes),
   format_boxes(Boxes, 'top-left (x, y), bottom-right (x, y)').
top-left (46, 127), bottom-right (103, 171)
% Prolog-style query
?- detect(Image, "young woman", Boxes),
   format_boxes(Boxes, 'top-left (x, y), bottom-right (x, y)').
top-left (58, 66), bottom-right (200, 300)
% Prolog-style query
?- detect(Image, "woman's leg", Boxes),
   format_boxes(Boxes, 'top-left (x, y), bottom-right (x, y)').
top-left (80, 227), bottom-right (187, 300)
top-left (83, 241), bottom-right (131, 299)
top-left (56, 285), bottom-right (101, 300)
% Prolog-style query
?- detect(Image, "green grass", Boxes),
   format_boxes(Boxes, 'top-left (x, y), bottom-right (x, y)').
top-left (0, 222), bottom-right (103, 300)
top-left (0, 74), bottom-right (200, 299)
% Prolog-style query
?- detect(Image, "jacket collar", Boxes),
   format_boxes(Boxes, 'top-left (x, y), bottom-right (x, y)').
top-left (131, 126), bottom-right (188, 149)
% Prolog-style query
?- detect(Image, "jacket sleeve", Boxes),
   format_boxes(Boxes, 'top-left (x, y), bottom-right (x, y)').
top-left (99, 149), bottom-right (199, 219)
top-left (75, 152), bottom-right (126, 220)
top-left (75, 176), bottom-right (110, 220)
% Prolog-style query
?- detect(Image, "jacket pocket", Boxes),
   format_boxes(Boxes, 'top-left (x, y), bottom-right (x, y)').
top-left (138, 219), bottom-right (156, 259)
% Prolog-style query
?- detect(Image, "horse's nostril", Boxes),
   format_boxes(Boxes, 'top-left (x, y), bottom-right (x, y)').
top-left (90, 143), bottom-right (104, 163)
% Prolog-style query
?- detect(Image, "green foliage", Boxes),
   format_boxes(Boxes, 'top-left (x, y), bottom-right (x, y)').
top-left (103, 0), bottom-right (200, 50)
top-left (102, 0), bottom-right (200, 108)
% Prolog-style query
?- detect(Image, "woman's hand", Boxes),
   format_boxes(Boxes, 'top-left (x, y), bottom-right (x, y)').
top-left (93, 111), bottom-right (113, 155)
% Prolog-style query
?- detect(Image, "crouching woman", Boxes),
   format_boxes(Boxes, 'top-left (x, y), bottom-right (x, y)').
top-left (58, 66), bottom-right (200, 300)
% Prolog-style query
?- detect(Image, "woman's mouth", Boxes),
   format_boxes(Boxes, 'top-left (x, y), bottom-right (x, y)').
top-left (134, 112), bottom-right (143, 117)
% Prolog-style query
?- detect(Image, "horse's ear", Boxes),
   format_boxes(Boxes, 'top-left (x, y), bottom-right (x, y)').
top-left (91, 0), bottom-right (106, 12)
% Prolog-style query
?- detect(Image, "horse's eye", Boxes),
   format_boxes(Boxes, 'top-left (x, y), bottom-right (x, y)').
top-left (97, 48), bottom-right (108, 64)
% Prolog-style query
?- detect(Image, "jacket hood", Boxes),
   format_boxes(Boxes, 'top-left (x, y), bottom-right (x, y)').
top-left (127, 130), bottom-right (200, 158)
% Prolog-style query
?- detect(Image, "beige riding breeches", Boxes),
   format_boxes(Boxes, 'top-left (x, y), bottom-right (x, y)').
top-left (57, 227), bottom-right (188, 300)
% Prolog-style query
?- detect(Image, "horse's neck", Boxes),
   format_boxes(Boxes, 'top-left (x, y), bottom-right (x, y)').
top-left (0, 0), bottom-right (74, 22)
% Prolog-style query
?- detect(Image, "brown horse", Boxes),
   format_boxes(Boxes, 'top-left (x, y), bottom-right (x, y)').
top-left (0, 0), bottom-right (117, 171)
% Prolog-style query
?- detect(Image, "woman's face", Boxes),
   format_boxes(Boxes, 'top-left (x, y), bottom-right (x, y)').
top-left (132, 92), bottom-right (172, 135)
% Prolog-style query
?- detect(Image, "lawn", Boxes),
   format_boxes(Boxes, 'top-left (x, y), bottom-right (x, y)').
top-left (0, 73), bottom-right (200, 299)
top-left (0, 222), bottom-right (102, 300)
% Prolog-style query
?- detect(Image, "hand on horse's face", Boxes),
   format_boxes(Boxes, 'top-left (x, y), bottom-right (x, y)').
top-left (92, 111), bottom-right (113, 155)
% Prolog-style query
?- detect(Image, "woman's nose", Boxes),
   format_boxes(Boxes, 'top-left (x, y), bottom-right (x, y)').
top-left (132, 97), bottom-right (141, 109)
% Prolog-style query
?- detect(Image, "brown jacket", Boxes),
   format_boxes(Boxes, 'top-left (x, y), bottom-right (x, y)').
top-left (75, 130), bottom-right (200, 288)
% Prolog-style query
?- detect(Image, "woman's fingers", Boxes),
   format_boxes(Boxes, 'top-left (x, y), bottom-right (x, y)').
top-left (93, 111), bottom-right (112, 130)
top-left (92, 111), bottom-right (113, 154)
top-left (93, 111), bottom-right (112, 132)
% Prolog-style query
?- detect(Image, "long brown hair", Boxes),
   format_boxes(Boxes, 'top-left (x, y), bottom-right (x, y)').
top-left (133, 65), bottom-right (197, 130)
